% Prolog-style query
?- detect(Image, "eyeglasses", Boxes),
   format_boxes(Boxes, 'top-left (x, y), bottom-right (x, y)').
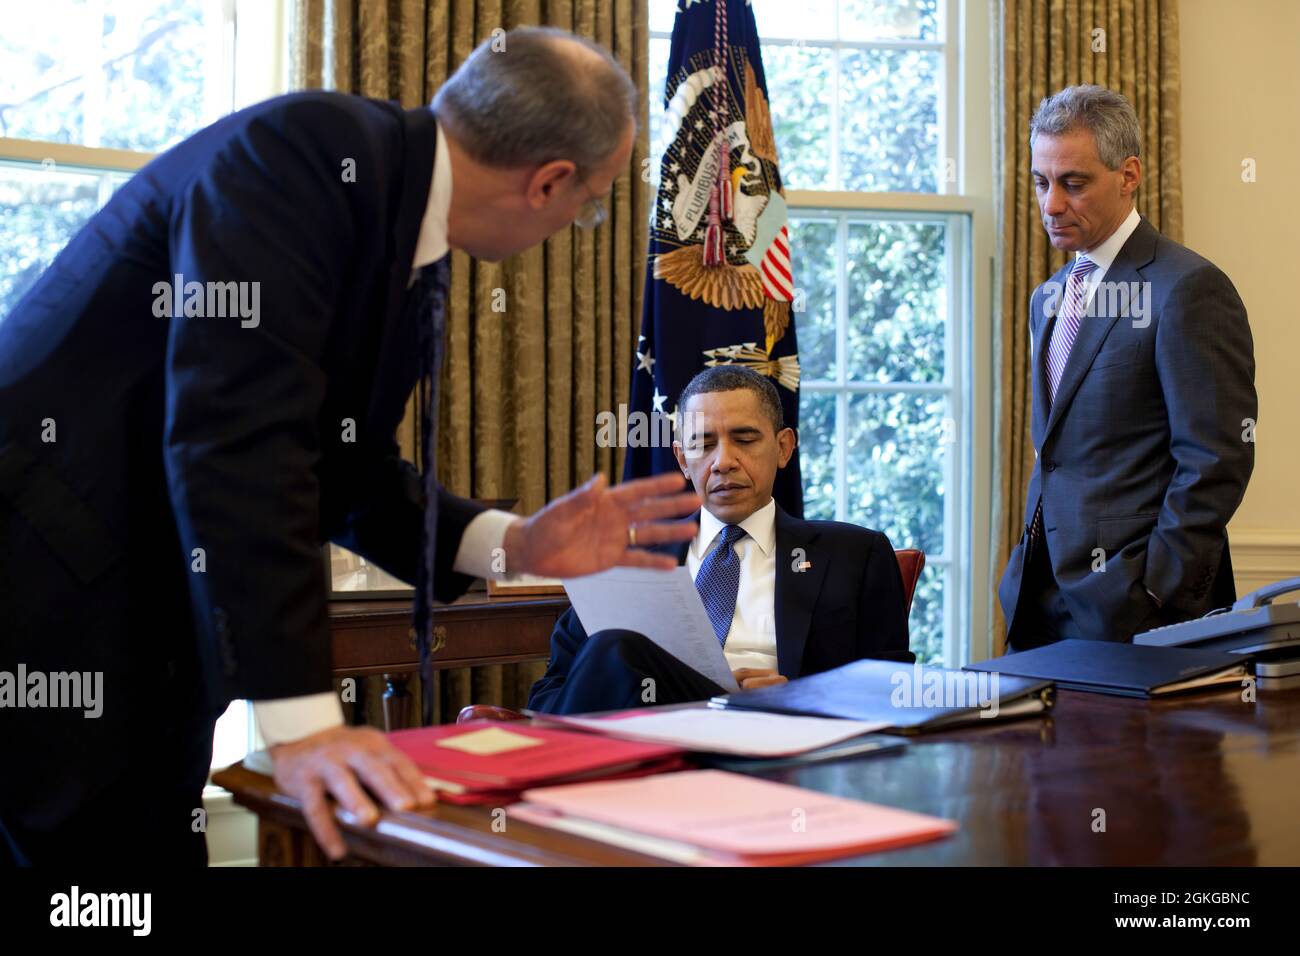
top-left (574, 180), bottom-right (608, 230)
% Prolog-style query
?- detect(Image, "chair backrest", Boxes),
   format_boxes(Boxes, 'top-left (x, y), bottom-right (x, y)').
top-left (894, 549), bottom-right (926, 632)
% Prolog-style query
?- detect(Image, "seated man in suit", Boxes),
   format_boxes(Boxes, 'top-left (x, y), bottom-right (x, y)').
top-left (529, 366), bottom-right (914, 714)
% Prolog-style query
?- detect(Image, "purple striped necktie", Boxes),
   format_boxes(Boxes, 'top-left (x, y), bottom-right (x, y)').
top-left (1045, 254), bottom-right (1098, 404)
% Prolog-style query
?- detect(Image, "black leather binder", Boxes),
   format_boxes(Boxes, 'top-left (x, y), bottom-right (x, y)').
top-left (965, 639), bottom-right (1248, 698)
top-left (709, 659), bottom-right (1054, 733)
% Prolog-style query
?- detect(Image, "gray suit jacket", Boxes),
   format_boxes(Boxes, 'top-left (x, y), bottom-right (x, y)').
top-left (998, 216), bottom-right (1256, 643)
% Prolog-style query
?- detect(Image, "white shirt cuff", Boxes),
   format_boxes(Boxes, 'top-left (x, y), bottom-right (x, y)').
top-left (452, 508), bottom-right (520, 580)
top-left (254, 693), bottom-right (343, 748)
top-left (252, 513), bottom-right (516, 749)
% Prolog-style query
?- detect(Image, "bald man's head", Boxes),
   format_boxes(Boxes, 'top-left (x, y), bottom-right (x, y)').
top-left (432, 26), bottom-right (637, 177)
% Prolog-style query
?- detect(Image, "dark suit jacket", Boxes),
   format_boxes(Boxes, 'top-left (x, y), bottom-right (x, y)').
top-left (998, 216), bottom-right (1256, 644)
top-left (0, 92), bottom-right (482, 829)
top-left (529, 505), bottom-right (914, 712)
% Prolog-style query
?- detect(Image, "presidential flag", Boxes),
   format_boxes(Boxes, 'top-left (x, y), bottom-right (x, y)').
top-left (624, 0), bottom-right (802, 516)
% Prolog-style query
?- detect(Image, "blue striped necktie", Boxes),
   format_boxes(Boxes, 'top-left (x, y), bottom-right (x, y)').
top-left (695, 524), bottom-right (746, 647)
top-left (1045, 254), bottom-right (1098, 404)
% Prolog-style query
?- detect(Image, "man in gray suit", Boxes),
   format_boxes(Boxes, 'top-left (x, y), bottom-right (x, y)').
top-left (998, 85), bottom-right (1256, 650)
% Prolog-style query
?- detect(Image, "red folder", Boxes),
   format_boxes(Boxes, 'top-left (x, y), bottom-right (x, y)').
top-left (388, 720), bottom-right (684, 802)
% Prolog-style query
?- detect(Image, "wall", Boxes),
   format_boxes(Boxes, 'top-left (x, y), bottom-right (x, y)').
top-left (1180, 0), bottom-right (1300, 597)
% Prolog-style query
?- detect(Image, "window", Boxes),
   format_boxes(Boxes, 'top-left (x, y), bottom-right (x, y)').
top-left (649, 0), bottom-right (982, 665)
top-left (0, 0), bottom-right (285, 317)
top-left (1, 0), bottom-right (287, 765)
top-left (0, 0), bottom-right (233, 152)
top-left (795, 209), bottom-right (967, 665)
top-left (0, 163), bottom-right (132, 313)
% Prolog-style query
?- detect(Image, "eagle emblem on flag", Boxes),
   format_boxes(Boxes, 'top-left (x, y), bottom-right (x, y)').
top-left (625, 0), bottom-right (804, 516)
top-left (651, 45), bottom-right (797, 361)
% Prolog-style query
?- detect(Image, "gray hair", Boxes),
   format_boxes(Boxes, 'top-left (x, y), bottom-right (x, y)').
top-left (1029, 84), bottom-right (1142, 170)
top-left (678, 366), bottom-right (785, 435)
top-left (432, 26), bottom-right (637, 176)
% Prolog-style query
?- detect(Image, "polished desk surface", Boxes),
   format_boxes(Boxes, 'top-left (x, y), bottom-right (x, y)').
top-left (213, 684), bottom-right (1300, 866)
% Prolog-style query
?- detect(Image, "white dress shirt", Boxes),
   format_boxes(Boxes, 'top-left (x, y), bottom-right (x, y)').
top-left (1078, 206), bottom-right (1140, 308)
top-left (254, 119), bottom-right (520, 747)
top-left (686, 498), bottom-right (779, 674)
top-left (1031, 206), bottom-right (1142, 455)
top-left (412, 119), bottom-right (452, 270)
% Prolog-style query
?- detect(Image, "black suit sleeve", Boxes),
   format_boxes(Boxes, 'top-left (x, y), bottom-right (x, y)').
top-left (858, 530), bottom-right (915, 663)
top-left (162, 101), bottom-right (378, 704)
top-left (332, 450), bottom-right (484, 603)
top-left (1144, 265), bottom-right (1256, 608)
top-left (527, 608), bottom-right (590, 714)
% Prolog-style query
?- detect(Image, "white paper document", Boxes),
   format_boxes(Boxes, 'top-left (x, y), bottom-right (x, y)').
top-left (536, 708), bottom-right (889, 757)
top-left (561, 566), bottom-right (740, 692)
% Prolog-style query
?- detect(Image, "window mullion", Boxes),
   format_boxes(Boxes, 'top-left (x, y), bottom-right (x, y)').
top-left (96, 170), bottom-right (114, 206)
top-left (829, 45), bottom-right (841, 191)
top-left (834, 213), bottom-right (849, 522)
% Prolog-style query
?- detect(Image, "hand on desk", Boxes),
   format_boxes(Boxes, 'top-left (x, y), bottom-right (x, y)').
top-left (503, 472), bottom-right (700, 577)
top-left (733, 667), bottom-right (788, 690)
top-left (269, 724), bottom-right (434, 860)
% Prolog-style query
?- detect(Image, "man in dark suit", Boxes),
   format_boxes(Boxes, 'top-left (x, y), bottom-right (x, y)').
top-left (529, 367), bottom-right (914, 714)
top-left (998, 85), bottom-right (1256, 651)
top-left (0, 27), bottom-right (701, 865)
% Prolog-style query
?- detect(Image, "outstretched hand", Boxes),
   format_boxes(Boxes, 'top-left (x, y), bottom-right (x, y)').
top-left (503, 472), bottom-right (700, 578)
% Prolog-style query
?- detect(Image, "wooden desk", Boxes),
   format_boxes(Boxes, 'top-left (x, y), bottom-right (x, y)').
top-left (213, 684), bottom-right (1300, 866)
top-left (329, 591), bottom-right (568, 730)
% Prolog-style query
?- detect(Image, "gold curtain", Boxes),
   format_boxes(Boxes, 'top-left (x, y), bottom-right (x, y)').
top-left (991, 0), bottom-right (1182, 653)
top-left (290, 0), bottom-right (650, 721)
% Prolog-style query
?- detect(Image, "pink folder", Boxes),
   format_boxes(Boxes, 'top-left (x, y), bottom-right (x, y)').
top-left (512, 769), bottom-right (957, 865)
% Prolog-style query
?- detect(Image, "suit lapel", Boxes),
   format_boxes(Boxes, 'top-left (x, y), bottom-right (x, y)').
top-left (1031, 263), bottom-right (1071, 447)
top-left (773, 506), bottom-right (827, 678)
top-left (366, 106), bottom-right (440, 431)
top-left (1042, 217), bottom-right (1158, 444)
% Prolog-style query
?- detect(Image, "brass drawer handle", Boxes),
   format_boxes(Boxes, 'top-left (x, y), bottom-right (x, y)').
top-left (407, 625), bottom-right (448, 654)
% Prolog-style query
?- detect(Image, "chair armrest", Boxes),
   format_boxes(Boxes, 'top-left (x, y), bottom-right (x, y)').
top-left (456, 704), bottom-right (528, 724)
